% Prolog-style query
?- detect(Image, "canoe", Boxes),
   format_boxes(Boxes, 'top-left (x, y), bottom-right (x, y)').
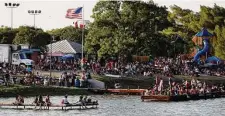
top-left (141, 95), bottom-right (188, 102)
top-left (0, 102), bottom-right (99, 110)
top-left (141, 95), bottom-right (170, 101)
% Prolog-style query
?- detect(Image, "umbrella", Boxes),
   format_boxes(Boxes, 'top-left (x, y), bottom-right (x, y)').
top-left (195, 28), bottom-right (213, 37)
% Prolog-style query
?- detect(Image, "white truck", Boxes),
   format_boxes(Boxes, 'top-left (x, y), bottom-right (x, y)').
top-left (0, 44), bottom-right (34, 66)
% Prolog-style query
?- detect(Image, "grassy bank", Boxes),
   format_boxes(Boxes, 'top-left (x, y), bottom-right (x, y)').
top-left (0, 85), bottom-right (92, 97)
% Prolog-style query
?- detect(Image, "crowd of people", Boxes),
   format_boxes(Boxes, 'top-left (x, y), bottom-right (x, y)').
top-left (90, 56), bottom-right (225, 78)
top-left (144, 77), bottom-right (225, 96)
top-left (1, 55), bottom-right (225, 88)
top-left (0, 70), bottom-right (91, 88)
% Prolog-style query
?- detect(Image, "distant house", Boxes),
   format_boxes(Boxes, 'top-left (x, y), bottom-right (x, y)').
top-left (46, 40), bottom-right (82, 59)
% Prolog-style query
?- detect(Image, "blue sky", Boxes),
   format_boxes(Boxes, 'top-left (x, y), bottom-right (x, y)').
top-left (0, 0), bottom-right (225, 31)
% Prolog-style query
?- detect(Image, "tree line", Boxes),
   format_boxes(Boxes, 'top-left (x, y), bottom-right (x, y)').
top-left (1, 0), bottom-right (225, 59)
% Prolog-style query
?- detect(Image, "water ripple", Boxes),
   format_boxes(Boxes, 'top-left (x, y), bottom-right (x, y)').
top-left (1, 96), bottom-right (225, 116)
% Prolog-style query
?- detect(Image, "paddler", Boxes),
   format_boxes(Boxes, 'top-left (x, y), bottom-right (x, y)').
top-left (45, 95), bottom-right (51, 110)
top-left (38, 95), bottom-right (45, 109)
top-left (13, 95), bottom-right (20, 105)
top-left (17, 95), bottom-right (24, 105)
top-left (61, 95), bottom-right (70, 105)
top-left (78, 95), bottom-right (87, 109)
top-left (32, 95), bottom-right (39, 108)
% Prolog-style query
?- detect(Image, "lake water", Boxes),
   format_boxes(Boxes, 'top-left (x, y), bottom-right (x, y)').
top-left (1, 95), bottom-right (225, 116)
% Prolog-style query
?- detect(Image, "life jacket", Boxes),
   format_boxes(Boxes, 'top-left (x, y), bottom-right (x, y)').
top-left (20, 98), bottom-right (24, 103)
top-left (45, 97), bottom-right (50, 103)
top-left (61, 99), bottom-right (64, 104)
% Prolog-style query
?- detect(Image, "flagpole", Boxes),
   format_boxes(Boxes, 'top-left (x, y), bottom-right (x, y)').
top-left (81, 5), bottom-right (84, 70)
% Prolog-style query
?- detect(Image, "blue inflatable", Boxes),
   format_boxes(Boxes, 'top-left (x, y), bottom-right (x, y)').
top-left (205, 56), bottom-right (221, 64)
top-left (193, 38), bottom-right (209, 63)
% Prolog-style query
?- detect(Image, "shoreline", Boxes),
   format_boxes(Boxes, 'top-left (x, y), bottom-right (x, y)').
top-left (0, 85), bottom-right (94, 97)
top-left (2, 74), bottom-right (225, 97)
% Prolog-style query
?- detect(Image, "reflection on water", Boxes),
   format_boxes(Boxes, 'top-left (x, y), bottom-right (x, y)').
top-left (1, 95), bottom-right (225, 116)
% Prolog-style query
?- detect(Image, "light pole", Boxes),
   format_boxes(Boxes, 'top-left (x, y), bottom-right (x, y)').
top-left (50, 36), bottom-right (55, 78)
top-left (28, 10), bottom-right (41, 28)
top-left (4, 2), bottom-right (20, 29)
top-left (73, 20), bottom-right (85, 70)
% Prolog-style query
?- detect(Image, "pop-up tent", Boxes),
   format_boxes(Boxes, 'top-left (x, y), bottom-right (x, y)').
top-left (47, 40), bottom-right (82, 54)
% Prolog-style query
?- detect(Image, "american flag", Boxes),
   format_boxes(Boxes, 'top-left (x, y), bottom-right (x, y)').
top-left (65, 7), bottom-right (82, 19)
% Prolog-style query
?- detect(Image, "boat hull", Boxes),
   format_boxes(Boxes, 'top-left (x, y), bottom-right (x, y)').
top-left (141, 95), bottom-right (188, 102)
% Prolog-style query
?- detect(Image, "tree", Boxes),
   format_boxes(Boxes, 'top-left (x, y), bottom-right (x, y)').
top-left (85, 0), bottom-right (171, 60)
top-left (0, 27), bottom-right (18, 44)
top-left (47, 26), bottom-right (88, 43)
top-left (214, 25), bottom-right (225, 59)
top-left (13, 26), bottom-right (51, 49)
top-left (162, 4), bottom-right (225, 57)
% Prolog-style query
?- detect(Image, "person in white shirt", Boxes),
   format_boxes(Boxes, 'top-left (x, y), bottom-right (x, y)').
top-left (61, 95), bottom-right (70, 105)
top-left (44, 77), bottom-right (48, 86)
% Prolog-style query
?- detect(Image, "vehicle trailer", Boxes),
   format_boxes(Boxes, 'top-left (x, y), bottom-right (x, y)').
top-left (0, 44), bottom-right (34, 66)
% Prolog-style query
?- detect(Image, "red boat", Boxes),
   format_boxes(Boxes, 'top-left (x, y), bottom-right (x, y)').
top-left (141, 92), bottom-right (225, 102)
top-left (107, 89), bottom-right (145, 95)
top-left (141, 95), bottom-right (170, 101)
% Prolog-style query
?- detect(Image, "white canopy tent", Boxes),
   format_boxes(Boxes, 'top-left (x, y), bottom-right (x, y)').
top-left (46, 40), bottom-right (82, 54)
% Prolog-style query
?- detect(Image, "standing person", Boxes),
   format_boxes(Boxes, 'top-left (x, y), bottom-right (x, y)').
top-left (49, 76), bottom-right (52, 86)
top-left (4, 70), bottom-right (10, 86)
top-left (168, 77), bottom-right (172, 95)
top-left (62, 72), bottom-right (67, 87)
top-left (59, 74), bottom-right (63, 86)
top-left (158, 78), bottom-right (164, 95)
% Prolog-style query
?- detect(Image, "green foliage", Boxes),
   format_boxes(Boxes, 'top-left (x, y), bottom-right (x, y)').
top-left (13, 26), bottom-right (51, 49)
top-left (85, 1), bottom-right (171, 59)
top-left (214, 25), bottom-right (225, 59)
top-left (0, 27), bottom-right (18, 44)
top-left (162, 4), bottom-right (225, 58)
top-left (47, 26), bottom-right (88, 43)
